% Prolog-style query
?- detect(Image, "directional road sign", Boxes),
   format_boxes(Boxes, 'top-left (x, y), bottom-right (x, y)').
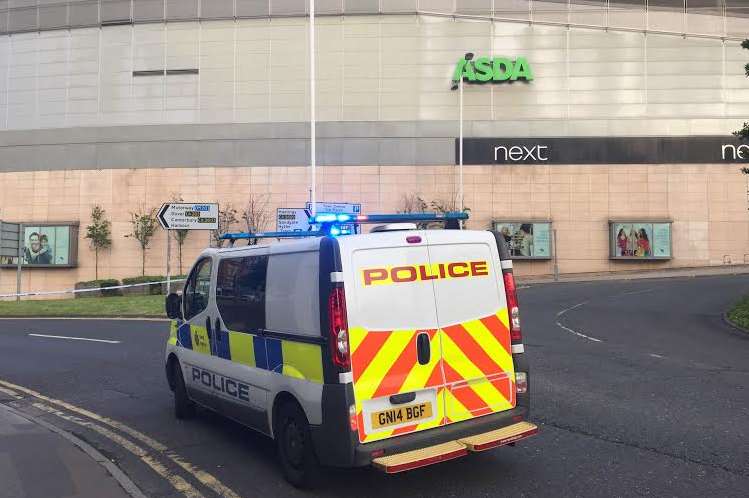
top-left (305, 202), bottom-right (361, 215)
top-left (158, 203), bottom-right (218, 230)
top-left (277, 208), bottom-right (313, 232)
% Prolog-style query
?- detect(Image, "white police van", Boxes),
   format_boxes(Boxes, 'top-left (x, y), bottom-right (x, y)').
top-left (164, 213), bottom-right (537, 487)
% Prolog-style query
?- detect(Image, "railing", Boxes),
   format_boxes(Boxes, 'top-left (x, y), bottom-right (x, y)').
top-left (0, 1), bottom-right (746, 39)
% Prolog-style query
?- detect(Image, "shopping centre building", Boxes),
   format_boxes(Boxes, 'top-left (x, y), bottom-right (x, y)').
top-left (1, 0), bottom-right (749, 295)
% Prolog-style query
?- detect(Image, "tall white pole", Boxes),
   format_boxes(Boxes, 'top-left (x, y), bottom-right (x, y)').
top-left (459, 77), bottom-right (464, 213)
top-left (309, 0), bottom-right (317, 217)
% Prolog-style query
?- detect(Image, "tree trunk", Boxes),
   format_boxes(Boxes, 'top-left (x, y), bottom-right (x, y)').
top-left (141, 247), bottom-right (146, 276)
top-left (94, 248), bottom-right (98, 280)
top-left (178, 244), bottom-right (183, 275)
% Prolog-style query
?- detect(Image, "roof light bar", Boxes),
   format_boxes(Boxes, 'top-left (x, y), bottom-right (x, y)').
top-left (219, 231), bottom-right (322, 241)
top-left (309, 211), bottom-right (469, 224)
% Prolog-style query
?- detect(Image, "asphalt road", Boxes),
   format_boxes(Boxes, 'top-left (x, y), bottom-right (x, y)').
top-left (1, 275), bottom-right (748, 498)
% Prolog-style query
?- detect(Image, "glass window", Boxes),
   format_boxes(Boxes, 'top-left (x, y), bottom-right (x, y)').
top-left (184, 258), bottom-right (212, 320)
top-left (216, 255), bottom-right (268, 333)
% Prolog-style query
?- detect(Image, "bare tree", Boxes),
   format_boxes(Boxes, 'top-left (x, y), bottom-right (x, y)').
top-left (126, 206), bottom-right (158, 276)
top-left (398, 192), bottom-right (428, 214)
top-left (210, 204), bottom-right (238, 247)
top-left (240, 194), bottom-right (271, 245)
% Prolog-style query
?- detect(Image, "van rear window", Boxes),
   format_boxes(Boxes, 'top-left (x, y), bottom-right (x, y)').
top-left (216, 255), bottom-right (268, 333)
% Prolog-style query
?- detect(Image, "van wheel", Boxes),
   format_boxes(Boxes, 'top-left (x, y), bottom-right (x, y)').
top-left (172, 361), bottom-right (195, 420)
top-left (276, 401), bottom-right (319, 488)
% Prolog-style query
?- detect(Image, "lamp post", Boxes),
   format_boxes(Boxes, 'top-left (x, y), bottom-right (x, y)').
top-left (309, 0), bottom-right (316, 217)
top-left (451, 52), bottom-right (474, 216)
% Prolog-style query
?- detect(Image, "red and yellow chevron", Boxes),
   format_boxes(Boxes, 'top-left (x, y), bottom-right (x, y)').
top-left (349, 308), bottom-right (516, 443)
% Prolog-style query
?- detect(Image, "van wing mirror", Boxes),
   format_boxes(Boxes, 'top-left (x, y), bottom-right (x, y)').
top-left (165, 293), bottom-right (183, 320)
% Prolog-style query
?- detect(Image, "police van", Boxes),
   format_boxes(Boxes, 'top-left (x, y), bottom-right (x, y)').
top-left (164, 213), bottom-right (537, 487)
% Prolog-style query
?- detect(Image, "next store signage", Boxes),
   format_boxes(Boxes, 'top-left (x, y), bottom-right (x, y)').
top-left (457, 136), bottom-right (749, 165)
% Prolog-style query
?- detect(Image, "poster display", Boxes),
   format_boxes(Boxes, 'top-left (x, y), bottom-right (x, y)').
top-left (610, 222), bottom-right (671, 259)
top-left (22, 225), bottom-right (73, 265)
top-left (494, 222), bottom-right (552, 259)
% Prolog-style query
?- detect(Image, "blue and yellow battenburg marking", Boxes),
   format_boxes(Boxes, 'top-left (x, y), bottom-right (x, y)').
top-left (171, 321), bottom-right (323, 384)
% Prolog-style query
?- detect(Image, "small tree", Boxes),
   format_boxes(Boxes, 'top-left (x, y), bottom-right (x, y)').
top-left (84, 205), bottom-right (112, 280)
top-left (170, 194), bottom-right (189, 275)
top-left (734, 38), bottom-right (749, 174)
top-left (240, 194), bottom-right (271, 245)
top-left (211, 204), bottom-right (238, 247)
top-left (126, 206), bottom-right (158, 276)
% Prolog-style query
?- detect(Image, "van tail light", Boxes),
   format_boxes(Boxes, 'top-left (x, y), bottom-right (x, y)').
top-left (515, 372), bottom-right (528, 394)
top-left (502, 270), bottom-right (522, 343)
top-left (329, 287), bottom-right (351, 371)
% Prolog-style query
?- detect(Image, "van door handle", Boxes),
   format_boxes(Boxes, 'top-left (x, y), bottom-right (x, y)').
top-left (416, 332), bottom-right (430, 365)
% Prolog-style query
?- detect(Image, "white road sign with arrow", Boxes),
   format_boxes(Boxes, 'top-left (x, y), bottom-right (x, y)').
top-left (158, 203), bottom-right (218, 230)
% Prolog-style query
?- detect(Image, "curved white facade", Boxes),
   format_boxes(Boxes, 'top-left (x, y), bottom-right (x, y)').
top-left (0, 9), bottom-right (747, 137)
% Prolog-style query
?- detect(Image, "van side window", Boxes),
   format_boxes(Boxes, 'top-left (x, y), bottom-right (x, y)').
top-left (216, 255), bottom-right (268, 333)
top-left (184, 258), bottom-right (212, 320)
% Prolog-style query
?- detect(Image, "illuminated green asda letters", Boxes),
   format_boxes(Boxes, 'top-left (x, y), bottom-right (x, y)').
top-left (453, 56), bottom-right (534, 83)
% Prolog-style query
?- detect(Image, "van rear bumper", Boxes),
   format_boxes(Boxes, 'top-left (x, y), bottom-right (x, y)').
top-left (310, 382), bottom-right (531, 468)
top-left (350, 406), bottom-right (530, 467)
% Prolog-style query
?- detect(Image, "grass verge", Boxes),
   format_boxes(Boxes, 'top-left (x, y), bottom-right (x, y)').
top-left (0, 295), bottom-right (165, 318)
top-left (727, 294), bottom-right (749, 332)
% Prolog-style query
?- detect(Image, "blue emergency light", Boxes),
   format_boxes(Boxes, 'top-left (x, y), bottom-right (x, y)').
top-left (218, 211), bottom-right (468, 245)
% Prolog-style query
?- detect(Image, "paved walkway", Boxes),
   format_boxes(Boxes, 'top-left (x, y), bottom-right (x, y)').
top-left (0, 403), bottom-right (133, 498)
top-left (518, 263), bottom-right (749, 285)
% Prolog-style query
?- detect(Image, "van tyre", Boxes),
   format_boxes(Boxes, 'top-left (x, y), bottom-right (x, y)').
top-left (276, 401), bottom-right (320, 488)
top-left (172, 361), bottom-right (195, 420)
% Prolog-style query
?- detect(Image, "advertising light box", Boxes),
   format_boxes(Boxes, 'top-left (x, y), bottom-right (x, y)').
top-left (610, 221), bottom-right (672, 260)
top-left (493, 221), bottom-right (552, 260)
top-left (0, 223), bottom-right (79, 268)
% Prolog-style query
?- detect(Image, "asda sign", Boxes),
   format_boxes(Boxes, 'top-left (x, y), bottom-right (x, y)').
top-left (453, 56), bottom-right (533, 84)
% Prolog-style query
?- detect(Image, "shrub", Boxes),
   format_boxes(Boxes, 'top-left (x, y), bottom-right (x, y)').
top-left (74, 279), bottom-right (122, 298)
top-left (122, 275), bottom-right (166, 295)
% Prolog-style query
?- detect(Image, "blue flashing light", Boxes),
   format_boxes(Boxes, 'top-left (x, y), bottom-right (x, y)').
top-left (313, 213), bottom-right (337, 223)
top-left (336, 214), bottom-right (351, 222)
top-left (329, 226), bottom-right (341, 236)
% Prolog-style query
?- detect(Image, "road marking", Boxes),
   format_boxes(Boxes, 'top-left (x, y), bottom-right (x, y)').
top-left (0, 386), bottom-right (22, 399)
top-left (556, 301), bottom-right (588, 317)
top-left (28, 333), bottom-right (121, 344)
top-left (0, 379), bottom-right (242, 498)
top-left (32, 403), bottom-right (203, 498)
top-left (649, 353), bottom-right (665, 359)
top-left (555, 301), bottom-right (603, 342)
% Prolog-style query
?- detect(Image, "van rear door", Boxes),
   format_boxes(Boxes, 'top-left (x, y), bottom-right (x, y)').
top-left (341, 231), bottom-right (446, 444)
top-left (424, 230), bottom-right (516, 425)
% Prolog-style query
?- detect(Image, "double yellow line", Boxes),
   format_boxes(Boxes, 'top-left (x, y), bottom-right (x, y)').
top-left (0, 379), bottom-right (242, 498)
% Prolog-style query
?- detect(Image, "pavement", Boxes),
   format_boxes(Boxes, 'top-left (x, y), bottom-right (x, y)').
top-left (0, 403), bottom-right (133, 498)
top-left (0, 274), bottom-right (748, 497)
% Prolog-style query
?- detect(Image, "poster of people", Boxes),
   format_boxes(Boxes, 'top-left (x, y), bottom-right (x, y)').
top-left (495, 222), bottom-right (551, 259)
top-left (611, 222), bottom-right (671, 259)
top-left (22, 226), bottom-right (71, 265)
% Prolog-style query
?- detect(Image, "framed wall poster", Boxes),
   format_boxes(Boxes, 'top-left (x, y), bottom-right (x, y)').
top-left (610, 221), bottom-right (672, 260)
top-left (493, 221), bottom-right (552, 260)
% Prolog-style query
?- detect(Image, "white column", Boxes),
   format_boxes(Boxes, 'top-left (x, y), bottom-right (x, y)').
top-left (309, 0), bottom-right (317, 217)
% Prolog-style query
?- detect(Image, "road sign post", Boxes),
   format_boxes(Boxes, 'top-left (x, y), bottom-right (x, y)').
top-left (158, 203), bottom-right (218, 293)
